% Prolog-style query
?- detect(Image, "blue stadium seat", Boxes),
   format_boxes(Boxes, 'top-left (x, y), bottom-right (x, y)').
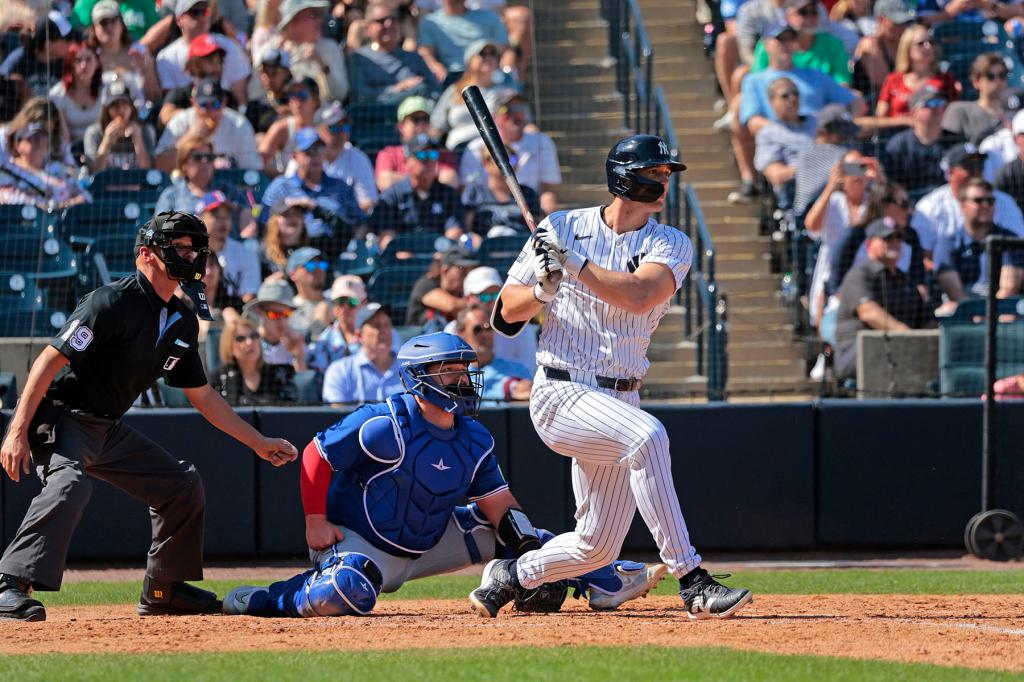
top-left (212, 168), bottom-right (269, 204)
top-left (478, 235), bottom-right (527, 272)
top-left (0, 204), bottom-right (59, 232)
top-left (367, 264), bottom-right (429, 324)
top-left (378, 233), bottom-right (443, 267)
top-left (348, 102), bottom-right (401, 156)
top-left (334, 239), bottom-right (376, 276)
top-left (0, 281), bottom-right (68, 338)
top-left (293, 369), bottom-right (321, 404)
top-left (88, 169), bottom-right (170, 214)
top-left (62, 200), bottom-right (146, 282)
top-left (938, 297), bottom-right (1024, 396)
top-left (156, 377), bottom-right (191, 407)
top-left (931, 20), bottom-right (1023, 98)
top-left (0, 231), bottom-right (80, 311)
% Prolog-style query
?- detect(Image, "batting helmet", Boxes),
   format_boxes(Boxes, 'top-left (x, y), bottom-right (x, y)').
top-left (398, 332), bottom-right (484, 416)
top-left (606, 135), bottom-right (687, 203)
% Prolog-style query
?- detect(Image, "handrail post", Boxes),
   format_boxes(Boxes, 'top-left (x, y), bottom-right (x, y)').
top-left (683, 188), bottom-right (692, 337)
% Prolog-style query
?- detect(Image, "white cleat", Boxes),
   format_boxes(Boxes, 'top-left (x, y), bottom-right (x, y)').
top-left (222, 585), bottom-right (267, 616)
top-left (587, 563), bottom-right (668, 611)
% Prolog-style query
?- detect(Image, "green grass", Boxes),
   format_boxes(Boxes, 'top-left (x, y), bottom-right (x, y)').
top-left (1, 647), bottom-right (1021, 681)
top-left (39, 569), bottom-right (1024, 606)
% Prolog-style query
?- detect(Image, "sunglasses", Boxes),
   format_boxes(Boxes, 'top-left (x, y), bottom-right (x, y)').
top-left (479, 48), bottom-right (499, 59)
top-left (328, 122), bottom-right (351, 135)
top-left (983, 70), bottom-right (1008, 81)
top-left (289, 89), bottom-right (311, 101)
top-left (234, 332), bottom-right (260, 343)
top-left (186, 5), bottom-right (210, 18)
top-left (414, 150), bottom-right (440, 162)
top-left (966, 196), bottom-right (995, 206)
top-left (472, 323), bottom-right (493, 334)
top-left (370, 15), bottom-right (397, 25)
top-left (476, 292), bottom-right (499, 303)
top-left (303, 260), bottom-right (329, 272)
top-left (198, 100), bottom-right (223, 110)
top-left (333, 296), bottom-right (361, 307)
top-left (796, 6), bottom-right (818, 16)
top-left (407, 113), bottom-right (430, 124)
top-left (190, 152), bottom-right (216, 163)
top-left (885, 198), bottom-right (911, 209)
top-left (97, 16), bottom-right (119, 28)
top-left (264, 308), bottom-right (293, 320)
top-left (776, 89), bottom-right (800, 100)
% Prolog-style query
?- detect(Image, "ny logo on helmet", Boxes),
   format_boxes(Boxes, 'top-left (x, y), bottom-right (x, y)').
top-left (658, 140), bottom-right (669, 156)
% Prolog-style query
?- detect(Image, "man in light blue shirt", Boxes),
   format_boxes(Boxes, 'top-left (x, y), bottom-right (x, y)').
top-left (456, 305), bottom-right (532, 402)
top-left (417, 0), bottom-right (509, 85)
top-left (322, 303), bottom-right (403, 405)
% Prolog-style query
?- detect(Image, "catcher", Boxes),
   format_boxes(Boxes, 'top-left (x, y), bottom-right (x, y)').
top-left (221, 332), bottom-right (665, 617)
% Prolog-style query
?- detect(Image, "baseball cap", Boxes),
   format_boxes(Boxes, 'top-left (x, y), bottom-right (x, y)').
top-left (464, 39), bottom-right (498, 65)
top-left (1013, 110), bottom-right (1024, 136)
top-left (196, 190), bottom-right (232, 213)
top-left (278, 0), bottom-right (329, 29)
top-left (783, 0), bottom-right (816, 10)
top-left (764, 23), bottom-right (799, 40)
top-left (92, 0), bottom-right (121, 22)
top-left (100, 79), bottom-right (132, 107)
top-left (269, 194), bottom-right (316, 216)
top-left (175, 0), bottom-right (207, 18)
top-left (14, 122), bottom-right (47, 143)
top-left (909, 85), bottom-right (946, 110)
top-left (865, 217), bottom-right (900, 240)
top-left (329, 275), bottom-right (366, 303)
top-left (463, 267), bottom-right (503, 296)
top-left (256, 45), bottom-right (291, 70)
top-left (397, 95), bottom-right (432, 122)
top-left (316, 101), bottom-right (347, 126)
top-left (355, 302), bottom-right (390, 329)
top-left (295, 127), bottom-right (325, 152)
top-left (817, 104), bottom-right (860, 136)
top-left (286, 246), bottom-right (323, 272)
top-left (441, 246), bottom-right (480, 268)
top-left (874, 0), bottom-right (916, 24)
top-left (242, 279), bottom-right (297, 320)
top-left (942, 143), bottom-right (987, 171)
top-left (404, 133), bottom-right (441, 157)
top-left (489, 87), bottom-right (526, 111)
top-left (192, 77), bottom-right (224, 105)
top-left (188, 33), bottom-right (224, 60)
top-left (37, 11), bottom-right (73, 41)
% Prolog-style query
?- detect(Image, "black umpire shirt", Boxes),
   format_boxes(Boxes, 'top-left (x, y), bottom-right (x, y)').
top-left (46, 271), bottom-right (207, 419)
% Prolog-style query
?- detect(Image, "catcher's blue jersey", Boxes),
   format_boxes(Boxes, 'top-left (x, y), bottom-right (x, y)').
top-left (314, 392), bottom-right (508, 557)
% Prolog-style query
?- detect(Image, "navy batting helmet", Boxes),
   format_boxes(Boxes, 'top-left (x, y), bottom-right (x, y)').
top-left (606, 135), bottom-right (686, 203)
top-left (398, 332), bottom-right (484, 416)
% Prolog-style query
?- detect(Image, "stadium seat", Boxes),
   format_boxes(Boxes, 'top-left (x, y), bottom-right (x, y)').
top-left (156, 378), bottom-right (191, 407)
top-left (1, 230), bottom-right (80, 311)
top-left (63, 200), bottom-right (146, 283)
top-left (347, 101), bottom-right (401, 156)
top-left (0, 204), bottom-right (59, 233)
top-left (88, 169), bottom-right (170, 214)
top-left (293, 369), bottom-right (321, 404)
top-left (333, 239), bottom-right (376, 277)
top-left (367, 264), bottom-right (429, 324)
top-left (0, 371), bottom-right (16, 408)
top-left (213, 168), bottom-right (269, 205)
top-left (478, 235), bottom-right (527, 272)
top-left (938, 297), bottom-right (1024, 396)
top-left (378, 233), bottom-right (443, 267)
top-left (205, 325), bottom-right (223, 373)
top-left (930, 20), bottom-right (1024, 97)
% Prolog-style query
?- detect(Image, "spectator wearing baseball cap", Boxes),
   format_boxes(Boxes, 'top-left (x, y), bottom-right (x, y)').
top-left (198, 191), bottom-right (261, 320)
top-left (416, 0), bottom-right (509, 87)
top-left (154, 77), bottom-right (262, 172)
top-left (306, 275), bottom-right (368, 374)
top-left (263, 0), bottom-right (349, 103)
top-left (376, 95), bottom-right (460, 190)
top-left (883, 86), bottom-right (955, 194)
top-left (456, 303), bottom-right (533, 402)
top-left (993, 109), bottom-right (1024, 211)
top-left (157, 33), bottom-right (243, 129)
top-left (155, 3), bottom-right (250, 101)
top-left (0, 119), bottom-right (90, 210)
top-left (285, 246), bottom-right (331, 339)
top-left (912, 143), bottom-right (1024, 253)
top-left (852, 0), bottom-right (917, 97)
top-left (322, 303), bottom-right (403, 405)
top-left (348, 0), bottom-right (439, 105)
top-left (242, 279), bottom-right (307, 370)
top-left (371, 134), bottom-right (464, 246)
top-left (459, 88), bottom-right (562, 214)
top-left (73, 0), bottom-right (160, 41)
top-left (977, 88), bottom-right (1024, 182)
top-left (430, 40), bottom-right (513, 151)
top-left (259, 76), bottom-right (322, 177)
top-left (0, 11), bottom-right (74, 102)
top-left (84, 79), bottom-right (156, 172)
top-left (792, 104), bottom-right (864, 216)
top-left (750, 1), bottom-right (852, 86)
top-left (405, 245), bottom-right (479, 328)
top-left (83, 1), bottom-right (162, 105)
top-left (461, 141), bottom-right (542, 234)
top-left (245, 46), bottom-right (294, 135)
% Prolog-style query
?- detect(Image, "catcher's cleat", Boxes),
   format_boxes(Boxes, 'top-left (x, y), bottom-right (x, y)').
top-left (678, 567), bottom-right (752, 620)
top-left (222, 585), bottom-right (268, 616)
top-left (0, 574), bottom-right (45, 622)
top-left (137, 576), bottom-right (222, 616)
top-left (469, 559), bottom-right (521, 618)
top-left (585, 562), bottom-right (668, 611)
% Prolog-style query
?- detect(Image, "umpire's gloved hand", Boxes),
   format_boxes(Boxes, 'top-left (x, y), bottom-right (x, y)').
top-left (531, 226), bottom-right (587, 278)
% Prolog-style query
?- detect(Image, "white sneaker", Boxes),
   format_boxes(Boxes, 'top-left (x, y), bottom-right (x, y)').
top-left (712, 109), bottom-right (734, 131)
top-left (587, 563), bottom-right (668, 611)
top-left (809, 353), bottom-right (826, 381)
top-left (222, 585), bottom-right (267, 615)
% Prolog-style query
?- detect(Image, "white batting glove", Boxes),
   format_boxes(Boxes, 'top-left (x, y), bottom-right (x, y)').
top-left (531, 225), bottom-right (587, 279)
top-left (533, 247), bottom-right (562, 303)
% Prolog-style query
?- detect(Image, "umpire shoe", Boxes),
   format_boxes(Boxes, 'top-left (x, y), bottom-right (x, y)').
top-left (137, 576), bottom-right (223, 616)
top-left (678, 567), bottom-right (752, 620)
top-left (469, 559), bottom-right (522, 618)
top-left (587, 563), bottom-right (668, 611)
top-left (0, 574), bottom-right (45, 622)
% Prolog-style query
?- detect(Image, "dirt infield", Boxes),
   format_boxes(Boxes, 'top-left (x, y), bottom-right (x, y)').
top-left (2, 595), bottom-right (1023, 672)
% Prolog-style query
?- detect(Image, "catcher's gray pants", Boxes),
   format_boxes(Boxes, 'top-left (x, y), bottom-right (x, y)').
top-left (311, 518), bottom-right (498, 594)
top-left (0, 408), bottom-right (205, 591)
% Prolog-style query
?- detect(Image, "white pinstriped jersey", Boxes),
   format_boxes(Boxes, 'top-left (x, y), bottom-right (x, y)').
top-left (506, 207), bottom-right (693, 378)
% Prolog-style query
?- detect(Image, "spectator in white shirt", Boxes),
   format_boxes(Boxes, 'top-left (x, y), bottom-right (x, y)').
top-left (198, 190), bottom-right (261, 322)
top-left (265, 0), bottom-right (349, 103)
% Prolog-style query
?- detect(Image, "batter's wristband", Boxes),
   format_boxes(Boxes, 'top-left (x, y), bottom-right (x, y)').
top-left (563, 252), bottom-right (587, 278)
top-left (533, 282), bottom-right (555, 304)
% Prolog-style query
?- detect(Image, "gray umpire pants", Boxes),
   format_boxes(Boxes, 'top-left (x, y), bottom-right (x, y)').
top-left (0, 406), bottom-right (206, 591)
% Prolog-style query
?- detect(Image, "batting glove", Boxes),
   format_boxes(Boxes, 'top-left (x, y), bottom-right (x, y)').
top-left (531, 226), bottom-right (587, 279)
top-left (533, 247), bottom-right (562, 303)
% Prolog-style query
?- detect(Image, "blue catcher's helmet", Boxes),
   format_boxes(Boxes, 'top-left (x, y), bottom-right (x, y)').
top-left (398, 332), bottom-right (484, 416)
top-left (606, 134), bottom-right (687, 203)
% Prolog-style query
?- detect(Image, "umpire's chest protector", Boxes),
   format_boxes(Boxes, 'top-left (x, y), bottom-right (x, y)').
top-left (355, 394), bottom-right (493, 555)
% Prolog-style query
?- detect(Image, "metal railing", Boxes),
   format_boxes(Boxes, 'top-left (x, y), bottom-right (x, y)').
top-left (603, 0), bottom-right (727, 400)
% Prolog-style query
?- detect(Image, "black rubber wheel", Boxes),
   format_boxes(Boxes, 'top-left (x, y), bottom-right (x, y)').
top-left (967, 509), bottom-right (1024, 561)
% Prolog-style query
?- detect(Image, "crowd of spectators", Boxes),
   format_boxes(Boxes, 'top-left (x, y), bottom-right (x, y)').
top-left (0, 0), bottom-right (552, 406)
top-left (711, 0), bottom-right (1024, 383)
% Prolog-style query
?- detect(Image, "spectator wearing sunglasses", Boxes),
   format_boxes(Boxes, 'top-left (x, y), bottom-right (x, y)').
top-left (376, 95), bottom-right (461, 190)
top-left (285, 246), bottom-right (332, 339)
top-left (246, 46), bottom-right (294, 135)
top-left (154, 132), bottom-right (246, 214)
top-left (322, 302), bottom-right (404, 406)
top-left (992, 110), bottom-right (1024, 210)
top-left (73, 0), bottom-right (160, 41)
top-left (243, 279), bottom-right (308, 370)
top-left (0, 12), bottom-right (74, 105)
top-left (283, 102), bottom-right (378, 213)
top-left (874, 24), bottom-right (959, 126)
top-left (260, 76), bottom-right (321, 177)
top-left (155, 78), bottom-right (262, 172)
top-left (348, 0), bottom-right (438, 104)
top-left (752, 77), bottom-right (816, 206)
top-left (417, 0), bottom-right (510, 88)
top-left (455, 304), bottom-right (532, 402)
top-left (198, 191), bottom-right (260, 322)
top-left (210, 316), bottom-right (298, 406)
top-left (306, 275), bottom-right (366, 374)
top-left (370, 134), bottom-right (464, 247)
top-left (942, 53), bottom-right (1010, 146)
top-left (461, 143), bottom-right (541, 234)
top-left (263, 0), bottom-right (349, 103)
top-left (155, 1), bottom-right (250, 104)
top-left (750, 0), bottom-right (852, 86)
top-left (883, 86), bottom-right (957, 194)
top-left (158, 33), bottom-right (243, 128)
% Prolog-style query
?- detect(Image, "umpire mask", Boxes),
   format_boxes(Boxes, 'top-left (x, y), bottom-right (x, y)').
top-left (136, 211), bottom-right (213, 320)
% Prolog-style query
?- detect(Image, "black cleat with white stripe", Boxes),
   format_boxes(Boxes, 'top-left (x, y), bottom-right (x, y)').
top-left (678, 567), bottom-right (752, 620)
top-left (469, 559), bottom-right (522, 618)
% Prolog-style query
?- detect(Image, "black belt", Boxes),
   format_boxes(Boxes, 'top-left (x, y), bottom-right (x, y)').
top-left (543, 367), bottom-right (642, 392)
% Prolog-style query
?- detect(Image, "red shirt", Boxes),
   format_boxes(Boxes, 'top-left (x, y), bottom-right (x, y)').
top-left (374, 145), bottom-right (459, 181)
top-left (877, 71), bottom-right (960, 117)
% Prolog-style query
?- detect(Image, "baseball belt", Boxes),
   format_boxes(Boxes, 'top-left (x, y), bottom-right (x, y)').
top-left (542, 367), bottom-right (642, 392)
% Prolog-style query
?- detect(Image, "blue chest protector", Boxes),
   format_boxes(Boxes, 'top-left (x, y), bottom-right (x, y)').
top-left (326, 393), bottom-right (495, 557)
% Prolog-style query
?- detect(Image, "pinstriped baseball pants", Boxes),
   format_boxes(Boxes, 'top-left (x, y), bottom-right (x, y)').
top-left (515, 371), bottom-right (702, 589)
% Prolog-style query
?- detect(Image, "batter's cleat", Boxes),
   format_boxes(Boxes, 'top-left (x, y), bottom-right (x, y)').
top-left (0, 574), bottom-right (45, 622)
top-left (586, 563), bottom-right (668, 611)
top-left (678, 568), bottom-right (752, 620)
top-left (137, 576), bottom-right (222, 616)
top-left (222, 585), bottom-right (268, 616)
top-left (469, 559), bottom-right (521, 618)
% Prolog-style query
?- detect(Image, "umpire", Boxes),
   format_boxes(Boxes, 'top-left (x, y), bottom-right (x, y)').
top-left (0, 211), bottom-right (298, 622)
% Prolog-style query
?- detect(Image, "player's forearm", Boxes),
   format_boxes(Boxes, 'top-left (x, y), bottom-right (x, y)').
top-left (476, 488), bottom-right (520, 528)
top-left (6, 346), bottom-right (68, 437)
top-left (578, 264), bottom-right (669, 315)
top-left (497, 283), bottom-right (544, 323)
top-left (186, 385), bottom-right (266, 451)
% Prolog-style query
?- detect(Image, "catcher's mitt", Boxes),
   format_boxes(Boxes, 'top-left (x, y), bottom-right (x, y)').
top-left (513, 579), bottom-right (568, 613)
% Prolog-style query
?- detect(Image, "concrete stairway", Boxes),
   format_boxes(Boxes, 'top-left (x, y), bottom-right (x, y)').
top-left (530, 0), bottom-right (815, 399)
